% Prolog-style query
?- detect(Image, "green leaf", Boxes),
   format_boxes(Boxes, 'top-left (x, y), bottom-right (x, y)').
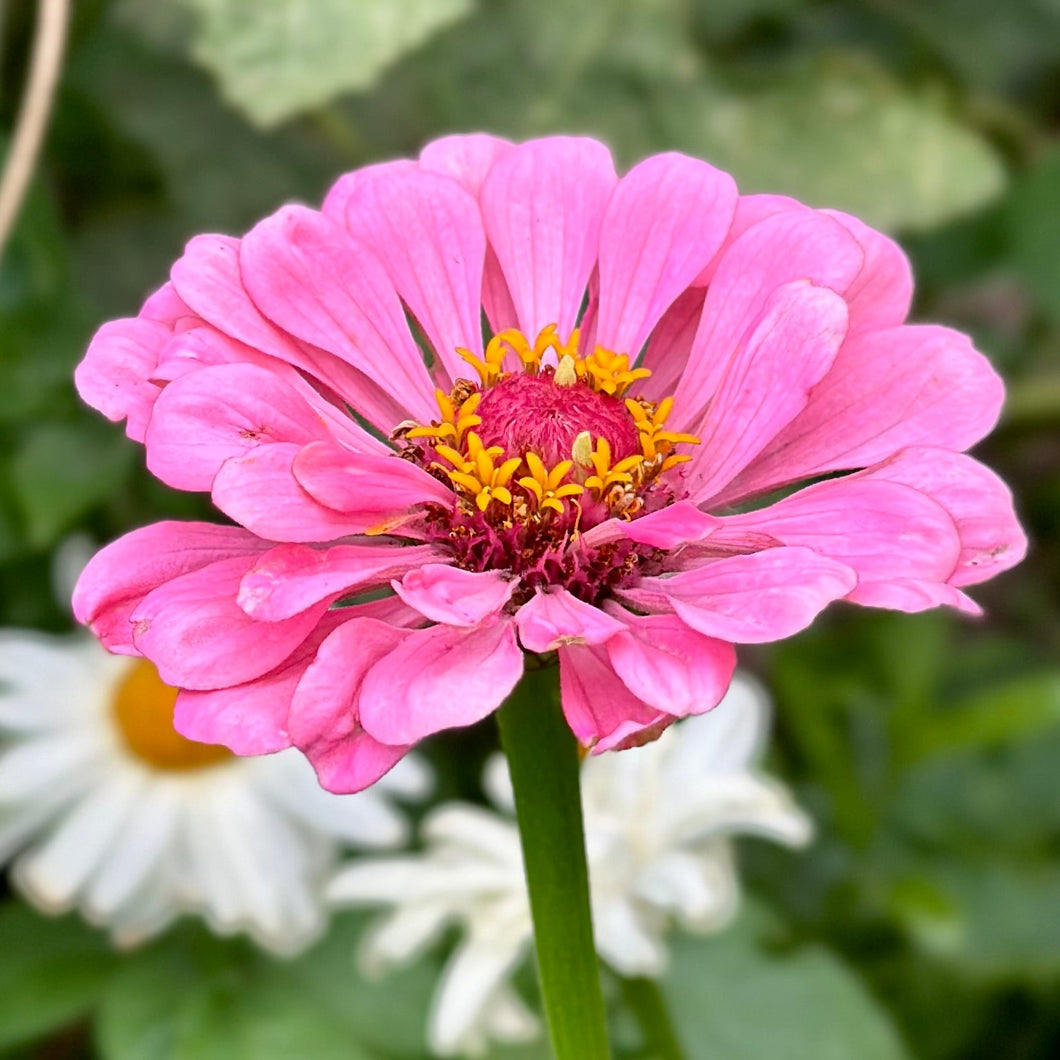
top-left (906, 671), bottom-right (1060, 761)
top-left (0, 902), bottom-right (119, 1051)
top-left (186, 0), bottom-right (475, 127)
top-left (97, 928), bottom-right (378, 1060)
top-left (661, 908), bottom-right (910, 1060)
top-left (10, 421), bottom-right (136, 549)
top-left (659, 60), bottom-right (1006, 232)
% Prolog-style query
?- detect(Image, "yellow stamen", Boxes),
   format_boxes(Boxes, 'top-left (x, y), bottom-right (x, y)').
top-left (407, 389), bottom-right (483, 446)
top-left (518, 453), bottom-right (584, 514)
top-left (571, 430), bottom-right (594, 468)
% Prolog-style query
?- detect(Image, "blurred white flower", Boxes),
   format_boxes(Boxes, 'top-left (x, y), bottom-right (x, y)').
top-left (0, 630), bottom-right (430, 955)
top-left (328, 673), bottom-right (812, 1056)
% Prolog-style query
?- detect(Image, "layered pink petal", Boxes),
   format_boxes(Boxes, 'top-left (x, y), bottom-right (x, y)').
top-left (144, 362), bottom-right (336, 491)
top-left (150, 327), bottom-right (387, 454)
top-left (480, 137), bottom-right (617, 340)
top-left (130, 554), bottom-right (330, 690)
top-left (238, 206), bottom-right (436, 421)
top-left (601, 606), bottom-right (737, 719)
top-left (619, 547), bottom-right (857, 644)
top-left (343, 165), bottom-right (487, 383)
top-left (72, 522), bottom-right (269, 654)
top-left (419, 135), bottom-right (522, 336)
top-left (558, 644), bottom-right (670, 752)
top-left (172, 613), bottom-right (350, 755)
top-left (393, 565), bottom-right (515, 626)
top-left (612, 502), bottom-right (723, 550)
top-left (288, 618), bottom-right (412, 794)
top-left (674, 210), bottom-right (865, 423)
top-left (238, 542), bottom-right (436, 621)
top-left (639, 287), bottom-right (706, 403)
top-left (595, 153), bottom-right (737, 357)
top-left (419, 134), bottom-right (514, 195)
top-left (684, 280), bottom-right (849, 504)
top-left (822, 209), bottom-right (913, 334)
top-left (139, 280), bottom-right (194, 325)
top-left (720, 324), bottom-right (1005, 504)
top-left (358, 618), bottom-right (523, 745)
top-left (855, 448), bottom-right (1028, 588)
top-left (211, 444), bottom-right (389, 543)
top-left (716, 478), bottom-right (963, 611)
top-left (514, 588), bottom-right (626, 652)
top-left (293, 440), bottom-right (454, 524)
top-left (75, 318), bottom-right (170, 442)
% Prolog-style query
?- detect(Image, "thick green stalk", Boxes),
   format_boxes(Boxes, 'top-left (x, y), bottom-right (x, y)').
top-left (496, 665), bottom-right (611, 1060)
top-left (620, 975), bottom-right (687, 1060)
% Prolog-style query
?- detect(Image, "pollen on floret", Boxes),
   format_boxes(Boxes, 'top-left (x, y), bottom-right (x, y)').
top-left (395, 323), bottom-right (699, 602)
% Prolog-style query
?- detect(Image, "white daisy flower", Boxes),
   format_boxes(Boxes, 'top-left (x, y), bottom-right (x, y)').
top-left (328, 673), bottom-right (813, 1056)
top-left (0, 630), bottom-right (430, 955)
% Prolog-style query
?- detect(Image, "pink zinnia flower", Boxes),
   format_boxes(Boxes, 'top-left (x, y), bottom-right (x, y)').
top-left (73, 135), bottom-right (1026, 793)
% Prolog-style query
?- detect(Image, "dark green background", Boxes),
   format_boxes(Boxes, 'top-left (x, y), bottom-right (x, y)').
top-left (1, 1), bottom-right (1058, 1057)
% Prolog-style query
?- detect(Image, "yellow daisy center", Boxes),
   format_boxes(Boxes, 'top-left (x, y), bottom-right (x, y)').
top-left (112, 659), bottom-right (232, 771)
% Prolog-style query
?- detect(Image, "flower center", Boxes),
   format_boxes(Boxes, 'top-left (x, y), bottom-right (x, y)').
top-left (474, 372), bottom-right (640, 469)
top-left (112, 659), bottom-right (232, 771)
top-left (395, 325), bottom-right (699, 602)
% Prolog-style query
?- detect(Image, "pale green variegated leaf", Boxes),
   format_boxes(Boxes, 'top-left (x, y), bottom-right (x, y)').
top-left (662, 908), bottom-right (911, 1060)
top-left (662, 62), bottom-right (1006, 232)
top-left (187, 0), bottom-right (474, 127)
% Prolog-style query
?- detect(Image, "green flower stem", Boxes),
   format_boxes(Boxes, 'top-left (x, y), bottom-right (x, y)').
top-left (619, 975), bottom-right (687, 1060)
top-left (496, 664), bottom-right (611, 1060)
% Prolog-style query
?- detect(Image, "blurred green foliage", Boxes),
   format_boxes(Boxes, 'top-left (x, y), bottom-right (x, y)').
top-left (0, 0), bottom-right (1058, 1057)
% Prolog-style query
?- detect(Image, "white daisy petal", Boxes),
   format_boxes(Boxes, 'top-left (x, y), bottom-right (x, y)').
top-left (332, 667), bottom-right (812, 1056)
top-left (84, 782), bottom-right (182, 919)
top-left (429, 936), bottom-right (532, 1057)
top-left (15, 770), bottom-right (145, 911)
top-left (0, 630), bottom-right (424, 954)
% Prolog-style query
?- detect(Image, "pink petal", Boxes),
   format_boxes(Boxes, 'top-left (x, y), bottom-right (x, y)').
top-left (619, 547), bottom-right (857, 644)
top-left (514, 588), bottom-right (626, 652)
top-left (479, 137), bottom-right (617, 339)
top-left (845, 579), bottom-right (982, 616)
top-left (288, 618), bottom-right (412, 793)
top-left (238, 205), bottom-right (437, 421)
top-left (130, 554), bottom-right (329, 690)
top-left (238, 542), bottom-right (436, 621)
top-left (140, 280), bottom-right (194, 325)
top-left (74, 318), bottom-right (170, 442)
top-left (343, 165), bottom-right (487, 384)
top-left (393, 564), bottom-right (515, 627)
top-left (683, 280), bottom-right (849, 504)
top-left (211, 443), bottom-right (385, 543)
top-left (821, 209), bottom-right (913, 334)
top-left (673, 210), bottom-right (864, 425)
top-left (151, 327), bottom-right (387, 455)
top-left (639, 287), bottom-right (706, 403)
top-left (172, 613), bottom-right (348, 755)
top-left (321, 158), bottom-right (418, 226)
top-left (856, 447), bottom-right (1028, 588)
top-left (72, 522), bottom-right (269, 654)
top-left (419, 134), bottom-right (514, 195)
top-left (358, 618), bottom-right (523, 745)
top-left (558, 643), bottom-right (669, 752)
top-left (292, 440), bottom-right (454, 520)
top-left (612, 501), bottom-right (723, 550)
top-left (143, 362), bottom-right (335, 492)
top-left (717, 478), bottom-right (962, 610)
top-left (170, 232), bottom-right (395, 425)
top-left (600, 606), bottom-right (737, 719)
top-left (720, 324), bottom-right (1005, 504)
top-left (691, 194), bottom-right (805, 287)
top-left (595, 153), bottom-right (737, 357)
